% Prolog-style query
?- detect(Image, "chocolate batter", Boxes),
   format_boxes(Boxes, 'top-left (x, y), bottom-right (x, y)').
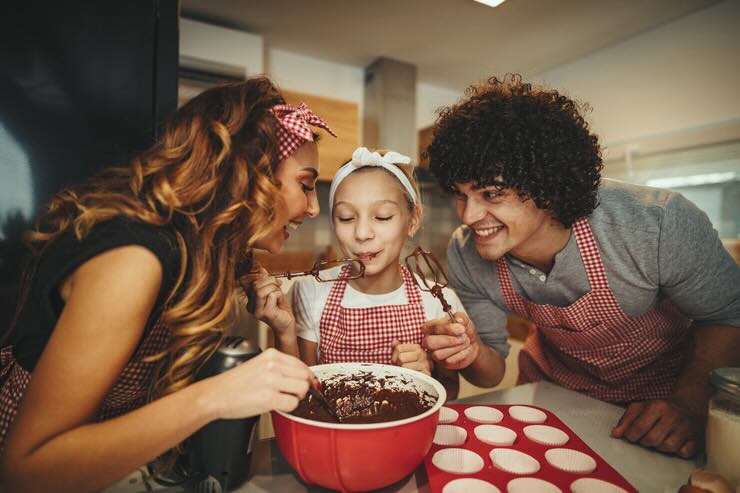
top-left (292, 372), bottom-right (436, 424)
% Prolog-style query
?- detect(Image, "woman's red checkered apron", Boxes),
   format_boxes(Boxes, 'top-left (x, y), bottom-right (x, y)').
top-left (0, 315), bottom-right (171, 450)
top-left (496, 218), bottom-right (691, 404)
top-left (319, 265), bottom-right (426, 364)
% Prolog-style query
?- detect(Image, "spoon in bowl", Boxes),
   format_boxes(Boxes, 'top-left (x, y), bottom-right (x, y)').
top-left (308, 383), bottom-right (341, 423)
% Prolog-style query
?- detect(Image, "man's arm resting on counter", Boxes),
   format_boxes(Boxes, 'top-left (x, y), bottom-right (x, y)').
top-left (671, 323), bottom-right (740, 415)
top-left (612, 323), bottom-right (740, 457)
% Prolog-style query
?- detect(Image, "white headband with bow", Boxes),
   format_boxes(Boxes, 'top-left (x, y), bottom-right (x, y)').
top-left (329, 147), bottom-right (416, 213)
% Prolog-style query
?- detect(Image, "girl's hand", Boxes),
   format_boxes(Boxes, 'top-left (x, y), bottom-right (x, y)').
top-left (239, 267), bottom-right (295, 337)
top-left (207, 348), bottom-right (313, 419)
top-left (391, 340), bottom-right (432, 375)
top-left (422, 312), bottom-right (481, 370)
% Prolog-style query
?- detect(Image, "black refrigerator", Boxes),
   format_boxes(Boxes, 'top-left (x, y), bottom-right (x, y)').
top-left (0, 0), bottom-right (179, 329)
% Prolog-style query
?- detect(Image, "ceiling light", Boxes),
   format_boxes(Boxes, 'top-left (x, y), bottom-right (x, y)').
top-left (473, 0), bottom-right (506, 7)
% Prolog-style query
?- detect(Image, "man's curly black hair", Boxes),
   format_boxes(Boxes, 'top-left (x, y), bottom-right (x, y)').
top-left (425, 74), bottom-right (603, 228)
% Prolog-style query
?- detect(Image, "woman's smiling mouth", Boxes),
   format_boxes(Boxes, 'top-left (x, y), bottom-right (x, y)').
top-left (283, 221), bottom-right (302, 239)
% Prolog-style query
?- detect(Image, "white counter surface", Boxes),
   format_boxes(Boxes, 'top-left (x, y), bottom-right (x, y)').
top-left (105, 381), bottom-right (699, 493)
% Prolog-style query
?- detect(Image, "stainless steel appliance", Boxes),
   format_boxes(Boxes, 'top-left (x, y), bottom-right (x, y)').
top-left (181, 336), bottom-right (261, 492)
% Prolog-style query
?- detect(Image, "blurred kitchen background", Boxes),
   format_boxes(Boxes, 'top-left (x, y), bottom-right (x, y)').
top-left (1, 1), bottom-right (739, 402)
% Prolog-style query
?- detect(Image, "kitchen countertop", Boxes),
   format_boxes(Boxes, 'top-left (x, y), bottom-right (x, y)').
top-left (104, 381), bottom-right (699, 493)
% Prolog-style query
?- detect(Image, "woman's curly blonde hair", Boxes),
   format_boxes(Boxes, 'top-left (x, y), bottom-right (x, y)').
top-left (11, 76), bottom-right (288, 421)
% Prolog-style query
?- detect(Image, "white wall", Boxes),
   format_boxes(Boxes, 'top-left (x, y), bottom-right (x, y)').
top-left (267, 0), bottom-right (740, 141)
top-left (180, 18), bottom-right (263, 76)
top-left (266, 48), bottom-right (364, 105)
top-left (265, 49), bottom-right (468, 140)
top-left (417, 82), bottom-right (463, 129)
top-left (531, 0), bottom-right (740, 149)
top-left (266, 48), bottom-right (365, 140)
top-left (180, 20), bottom-right (466, 135)
top-left (183, 0), bottom-right (740, 151)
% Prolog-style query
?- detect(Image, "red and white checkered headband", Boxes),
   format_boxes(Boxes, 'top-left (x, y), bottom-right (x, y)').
top-left (269, 102), bottom-right (337, 161)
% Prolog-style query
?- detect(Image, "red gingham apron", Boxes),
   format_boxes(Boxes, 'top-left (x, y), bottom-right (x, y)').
top-left (496, 218), bottom-right (691, 404)
top-left (0, 314), bottom-right (171, 450)
top-left (319, 265), bottom-right (426, 364)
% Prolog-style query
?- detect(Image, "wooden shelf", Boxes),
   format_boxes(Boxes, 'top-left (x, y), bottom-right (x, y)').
top-left (418, 125), bottom-right (434, 168)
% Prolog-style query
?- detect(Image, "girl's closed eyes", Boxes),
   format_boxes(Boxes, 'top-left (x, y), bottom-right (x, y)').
top-left (335, 213), bottom-right (397, 223)
top-left (333, 203), bottom-right (400, 224)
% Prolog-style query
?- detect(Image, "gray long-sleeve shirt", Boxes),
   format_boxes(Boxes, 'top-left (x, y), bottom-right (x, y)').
top-left (447, 179), bottom-right (740, 358)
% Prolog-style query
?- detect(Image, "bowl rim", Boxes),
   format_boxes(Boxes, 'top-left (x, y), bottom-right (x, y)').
top-left (274, 363), bottom-right (447, 430)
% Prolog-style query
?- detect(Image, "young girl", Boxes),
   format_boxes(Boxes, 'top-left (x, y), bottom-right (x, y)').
top-left (246, 147), bottom-right (471, 397)
top-left (0, 77), bottom-right (333, 493)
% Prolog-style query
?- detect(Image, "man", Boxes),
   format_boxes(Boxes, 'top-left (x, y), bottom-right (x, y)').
top-left (422, 74), bottom-right (740, 458)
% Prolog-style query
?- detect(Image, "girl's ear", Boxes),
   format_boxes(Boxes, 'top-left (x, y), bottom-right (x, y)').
top-left (407, 205), bottom-right (423, 238)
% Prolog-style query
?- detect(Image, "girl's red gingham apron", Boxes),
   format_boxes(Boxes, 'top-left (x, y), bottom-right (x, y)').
top-left (319, 265), bottom-right (426, 364)
top-left (496, 218), bottom-right (691, 404)
top-left (0, 315), bottom-right (171, 450)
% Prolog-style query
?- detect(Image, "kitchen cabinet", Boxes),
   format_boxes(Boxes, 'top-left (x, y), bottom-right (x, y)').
top-left (417, 125), bottom-right (434, 168)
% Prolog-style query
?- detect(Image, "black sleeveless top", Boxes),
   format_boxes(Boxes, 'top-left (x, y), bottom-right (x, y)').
top-left (9, 218), bottom-right (180, 372)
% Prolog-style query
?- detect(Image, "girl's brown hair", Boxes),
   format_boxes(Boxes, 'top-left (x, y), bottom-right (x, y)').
top-left (9, 76), bottom-right (288, 410)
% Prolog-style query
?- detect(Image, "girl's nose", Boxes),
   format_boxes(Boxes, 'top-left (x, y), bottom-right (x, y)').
top-left (354, 216), bottom-right (374, 241)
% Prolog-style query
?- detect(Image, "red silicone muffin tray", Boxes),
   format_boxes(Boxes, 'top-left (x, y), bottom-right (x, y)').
top-left (423, 404), bottom-right (637, 493)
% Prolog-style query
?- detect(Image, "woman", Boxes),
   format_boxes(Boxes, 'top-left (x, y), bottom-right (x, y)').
top-left (0, 77), bottom-right (334, 492)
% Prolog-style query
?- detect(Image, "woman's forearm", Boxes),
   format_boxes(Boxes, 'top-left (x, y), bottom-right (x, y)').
top-left (0, 379), bottom-right (218, 493)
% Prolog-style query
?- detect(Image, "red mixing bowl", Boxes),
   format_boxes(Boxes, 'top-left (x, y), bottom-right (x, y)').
top-left (272, 363), bottom-right (447, 492)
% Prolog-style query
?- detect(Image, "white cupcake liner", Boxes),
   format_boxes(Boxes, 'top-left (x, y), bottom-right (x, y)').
top-left (489, 448), bottom-right (540, 475)
top-left (523, 424), bottom-right (570, 446)
top-left (439, 406), bottom-right (460, 424)
top-left (443, 478), bottom-right (501, 493)
top-left (508, 405), bottom-right (547, 423)
top-left (507, 477), bottom-right (562, 493)
top-left (464, 405), bottom-right (504, 423)
top-left (545, 448), bottom-right (597, 474)
top-left (570, 478), bottom-right (627, 493)
top-left (434, 424), bottom-right (468, 446)
top-left (432, 448), bottom-right (485, 475)
top-left (474, 424), bottom-right (517, 446)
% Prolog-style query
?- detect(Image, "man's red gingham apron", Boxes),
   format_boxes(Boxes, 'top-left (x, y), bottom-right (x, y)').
top-left (0, 315), bottom-right (171, 450)
top-left (496, 218), bottom-right (691, 404)
top-left (319, 265), bottom-right (426, 364)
